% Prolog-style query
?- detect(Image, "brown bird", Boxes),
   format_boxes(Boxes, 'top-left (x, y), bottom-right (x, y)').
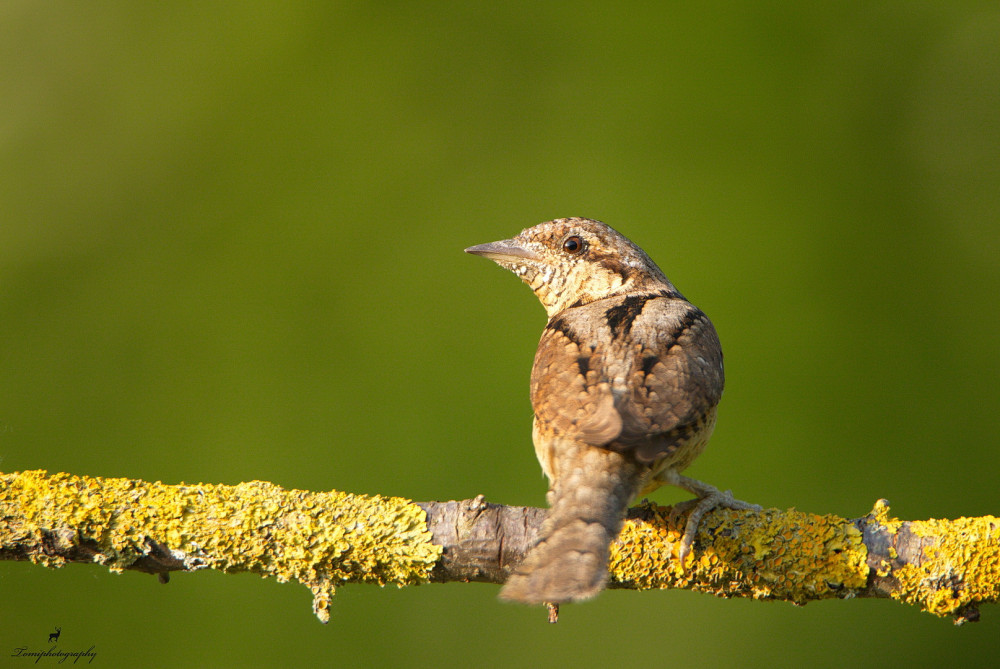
top-left (466, 217), bottom-right (757, 606)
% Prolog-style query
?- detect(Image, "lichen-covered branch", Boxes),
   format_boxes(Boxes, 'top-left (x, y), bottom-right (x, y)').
top-left (1, 470), bottom-right (997, 623)
top-left (0, 470), bottom-right (440, 622)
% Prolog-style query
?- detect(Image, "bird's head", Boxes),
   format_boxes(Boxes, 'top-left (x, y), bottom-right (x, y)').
top-left (465, 217), bottom-right (676, 318)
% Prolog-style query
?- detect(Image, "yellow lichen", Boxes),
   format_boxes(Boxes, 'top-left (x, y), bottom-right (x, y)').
top-left (887, 516), bottom-right (1000, 619)
top-left (609, 503), bottom-right (868, 604)
top-left (0, 470), bottom-right (442, 622)
top-left (867, 498), bottom-right (903, 533)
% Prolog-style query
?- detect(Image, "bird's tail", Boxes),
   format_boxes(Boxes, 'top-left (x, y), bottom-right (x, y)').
top-left (499, 442), bottom-right (643, 604)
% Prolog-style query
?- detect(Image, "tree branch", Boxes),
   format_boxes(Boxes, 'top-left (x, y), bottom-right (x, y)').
top-left (1, 470), bottom-right (996, 623)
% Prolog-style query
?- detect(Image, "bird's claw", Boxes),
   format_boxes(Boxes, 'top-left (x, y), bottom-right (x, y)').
top-left (671, 489), bottom-right (762, 567)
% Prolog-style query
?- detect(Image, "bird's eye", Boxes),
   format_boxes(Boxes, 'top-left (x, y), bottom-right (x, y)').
top-left (562, 235), bottom-right (584, 255)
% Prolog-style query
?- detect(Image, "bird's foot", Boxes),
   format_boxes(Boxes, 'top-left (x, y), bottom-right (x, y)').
top-left (663, 472), bottom-right (761, 566)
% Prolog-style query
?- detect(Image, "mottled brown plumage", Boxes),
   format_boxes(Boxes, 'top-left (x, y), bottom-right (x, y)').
top-left (466, 217), bottom-right (757, 607)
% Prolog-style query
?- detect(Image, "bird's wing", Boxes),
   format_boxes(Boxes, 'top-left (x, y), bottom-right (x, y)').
top-left (530, 319), bottom-right (622, 446)
top-left (530, 296), bottom-right (723, 460)
top-left (616, 299), bottom-right (724, 462)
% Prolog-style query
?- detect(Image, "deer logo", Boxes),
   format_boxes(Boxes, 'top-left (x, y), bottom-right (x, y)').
top-left (47, 627), bottom-right (61, 644)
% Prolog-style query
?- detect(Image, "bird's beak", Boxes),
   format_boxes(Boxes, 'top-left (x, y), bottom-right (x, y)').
top-left (464, 239), bottom-right (540, 262)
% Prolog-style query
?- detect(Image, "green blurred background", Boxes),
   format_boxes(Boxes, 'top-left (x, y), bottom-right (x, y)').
top-left (2, 2), bottom-right (998, 666)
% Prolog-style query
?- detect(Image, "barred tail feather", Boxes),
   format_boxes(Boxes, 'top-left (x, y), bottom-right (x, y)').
top-left (499, 444), bottom-right (642, 604)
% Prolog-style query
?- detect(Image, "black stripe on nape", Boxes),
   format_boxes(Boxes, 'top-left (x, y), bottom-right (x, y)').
top-left (604, 293), bottom-right (654, 337)
top-left (576, 355), bottom-right (591, 377)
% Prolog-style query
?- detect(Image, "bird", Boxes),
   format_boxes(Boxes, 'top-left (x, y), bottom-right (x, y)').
top-left (465, 217), bottom-right (758, 606)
